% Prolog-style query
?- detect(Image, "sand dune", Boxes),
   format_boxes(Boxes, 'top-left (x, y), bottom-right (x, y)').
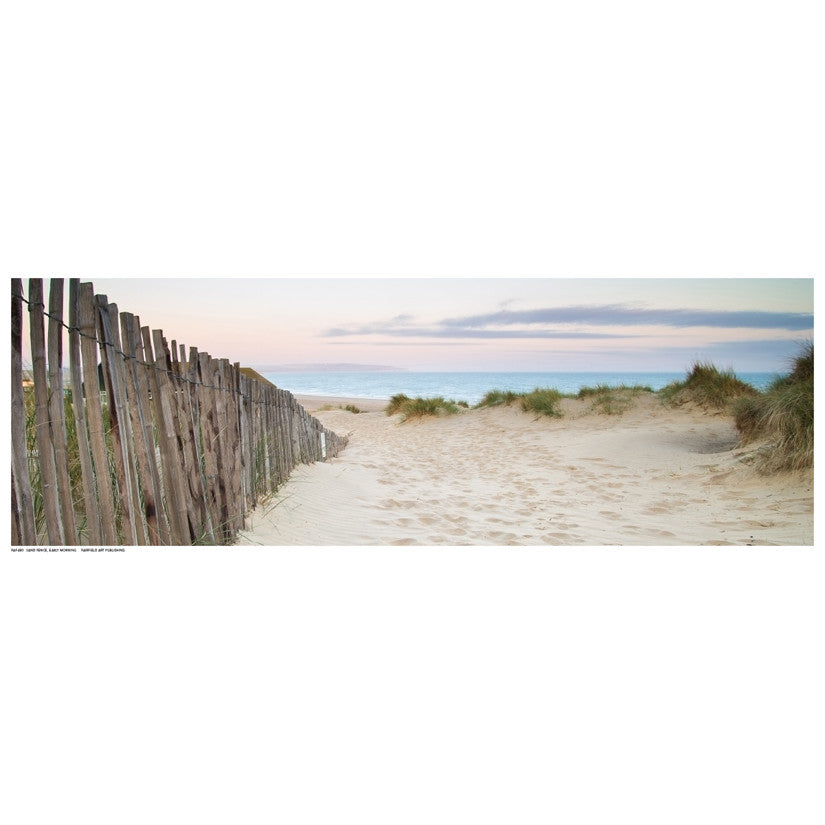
top-left (235, 394), bottom-right (813, 546)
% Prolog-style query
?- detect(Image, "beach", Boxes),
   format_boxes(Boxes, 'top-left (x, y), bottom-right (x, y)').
top-left (236, 394), bottom-right (813, 546)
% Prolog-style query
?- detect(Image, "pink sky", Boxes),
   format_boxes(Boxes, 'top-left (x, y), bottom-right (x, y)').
top-left (20, 277), bottom-right (813, 374)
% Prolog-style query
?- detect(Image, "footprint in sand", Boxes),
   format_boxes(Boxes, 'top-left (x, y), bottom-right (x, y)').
top-left (384, 498), bottom-right (417, 510)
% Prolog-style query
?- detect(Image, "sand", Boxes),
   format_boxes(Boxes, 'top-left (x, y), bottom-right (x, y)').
top-left (235, 394), bottom-right (813, 546)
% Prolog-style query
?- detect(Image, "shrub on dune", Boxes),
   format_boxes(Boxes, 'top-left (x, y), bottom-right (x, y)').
top-left (520, 388), bottom-right (564, 418)
top-left (576, 384), bottom-right (653, 415)
top-left (659, 362), bottom-right (758, 410)
top-left (475, 384), bottom-right (653, 416)
top-left (385, 393), bottom-right (411, 415)
top-left (576, 383), bottom-right (652, 398)
top-left (385, 394), bottom-right (464, 420)
top-left (475, 389), bottom-right (524, 408)
top-left (733, 343), bottom-right (813, 472)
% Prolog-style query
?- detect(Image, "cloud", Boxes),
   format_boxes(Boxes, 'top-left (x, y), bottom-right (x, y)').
top-left (440, 305), bottom-right (813, 330)
top-left (323, 304), bottom-right (813, 340)
top-left (325, 325), bottom-right (620, 339)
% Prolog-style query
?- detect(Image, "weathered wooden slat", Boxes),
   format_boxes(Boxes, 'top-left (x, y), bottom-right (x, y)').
top-left (144, 328), bottom-right (190, 545)
top-left (109, 303), bottom-right (149, 546)
top-left (11, 279), bottom-right (37, 544)
top-left (212, 359), bottom-right (234, 541)
top-left (236, 373), bottom-right (248, 509)
top-left (67, 279), bottom-right (101, 544)
top-left (239, 373), bottom-right (255, 511)
top-left (94, 295), bottom-right (137, 545)
top-left (213, 359), bottom-right (232, 537)
top-left (290, 394), bottom-right (309, 466)
top-left (274, 388), bottom-right (286, 485)
top-left (248, 378), bottom-right (259, 505)
top-left (196, 352), bottom-right (224, 539)
top-left (300, 404), bottom-right (312, 463)
top-left (250, 378), bottom-right (263, 499)
top-left (259, 382), bottom-right (271, 495)
top-left (186, 345), bottom-right (216, 544)
top-left (46, 280), bottom-right (78, 544)
top-left (223, 361), bottom-right (243, 532)
top-left (28, 279), bottom-right (64, 545)
top-left (228, 362), bottom-right (243, 528)
top-left (11, 473), bottom-right (21, 545)
top-left (134, 320), bottom-right (173, 544)
top-left (171, 341), bottom-right (208, 543)
top-left (267, 385), bottom-right (278, 491)
top-left (168, 340), bottom-right (195, 539)
top-left (278, 388), bottom-right (292, 483)
top-left (271, 389), bottom-right (282, 484)
top-left (156, 328), bottom-right (196, 543)
top-left (257, 381), bottom-right (271, 495)
top-left (77, 283), bottom-right (118, 544)
top-left (100, 300), bottom-right (147, 545)
top-left (140, 326), bottom-right (172, 541)
top-left (119, 311), bottom-right (164, 544)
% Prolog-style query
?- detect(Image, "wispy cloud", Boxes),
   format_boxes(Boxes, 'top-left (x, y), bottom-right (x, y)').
top-left (440, 305), bottom-right (813, 330)
top-left (323, 304), bottom-right (813, 340)
top-left (326, 326), bottom-right (619, 339)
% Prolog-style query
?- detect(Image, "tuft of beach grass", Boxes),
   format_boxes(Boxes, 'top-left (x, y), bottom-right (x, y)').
top-left (576, 384), bottom-right (653, 415)
top-left (385, 394), bottom-right (465, 420)
top-left (658, 362), bottom-right (758, 410)
top-left (733, 343), bottom-right (813, 472)
top-left (475, 383), bottom-right (653, 417)
top-left (475, 389), bottom-right (523, 408)
top-left (520, 388), bottom-right (564, 418)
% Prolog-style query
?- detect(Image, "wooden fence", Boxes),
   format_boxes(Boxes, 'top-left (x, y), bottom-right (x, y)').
top-left (11, 278), bottom-right (348, 546)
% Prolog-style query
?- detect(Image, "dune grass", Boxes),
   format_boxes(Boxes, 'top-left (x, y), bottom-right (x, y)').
top-left (520, 388), bottom-right (564, 418)
top-left (386, 393), bottom-right (465, 420)
top-left (320, 403), bottom-right (365, 413)
top-left (576, 384), bottom-right (654, 415)
top-left (476, 389), bottom-right (524, 408)
top-left (576, 383), bottom-right (653, 398)
top-left (733, 343), bottom-right (813, 471)
top-left (475, 387), bottom-right (563, 417)
top-left (658, 362), bottom-right (758, 410)
top-left (475, 383), bottom-right (653, 417)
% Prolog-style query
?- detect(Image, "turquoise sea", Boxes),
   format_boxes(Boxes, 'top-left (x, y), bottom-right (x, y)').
top-left (260, 371), bottom-right (778, 407)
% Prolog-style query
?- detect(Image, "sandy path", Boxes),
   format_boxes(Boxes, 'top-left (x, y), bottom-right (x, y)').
top-left (235, 394), bottom-right (813, 546)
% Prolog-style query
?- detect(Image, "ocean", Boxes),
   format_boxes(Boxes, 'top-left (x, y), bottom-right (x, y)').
top-left (260, 371), bottom-right (778, 406)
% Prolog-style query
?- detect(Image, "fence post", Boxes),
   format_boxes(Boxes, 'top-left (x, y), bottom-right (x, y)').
top-left (28, 279), bottom-right (64, 545)
top-left (76, 283), bottom-right (118, 544)
top-left (95, 296), bottom-right (141, 545)
top-left (146, 328), bottom-right (191, 545)
top-left (11, 279), bottom-right (36, 544)
top-left (119, 312), bottom-right (166, 544)
top-left (46, 279), bottom-right (79, 544)
top-left (171, 341), bottom-right (211, 544)
top-left (67, 280), bottom-right (102, 544)
top-left (186, 346), bottom-right (217, 543)
top-left (212, 358), bottom-right (234, 540)
top-left (222, 361), bottom-right (243, 532)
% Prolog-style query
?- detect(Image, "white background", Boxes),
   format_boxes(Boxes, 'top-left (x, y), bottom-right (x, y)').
top-left (2, 2), bottom-right (821, 823)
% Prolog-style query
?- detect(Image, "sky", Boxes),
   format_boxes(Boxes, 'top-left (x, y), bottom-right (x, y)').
top-left (68, 276), bottom-right (814, 374)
